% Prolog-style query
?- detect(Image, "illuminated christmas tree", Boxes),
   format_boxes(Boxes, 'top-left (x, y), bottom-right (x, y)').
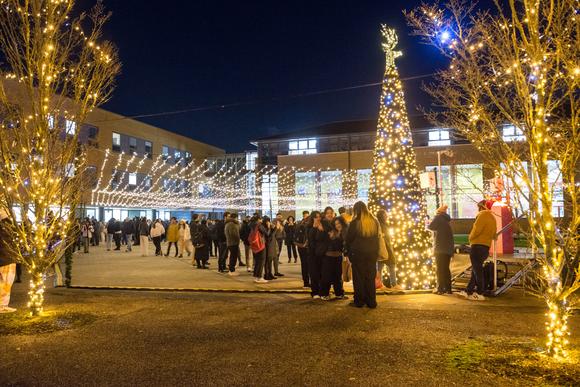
top-left (368, 25), bottom-right (434, 290)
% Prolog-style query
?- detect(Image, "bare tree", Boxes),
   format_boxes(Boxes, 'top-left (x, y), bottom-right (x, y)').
top-left (406, 0), bottom-right (578, 358)
top-left (0, 0), bottom-right (120, 315)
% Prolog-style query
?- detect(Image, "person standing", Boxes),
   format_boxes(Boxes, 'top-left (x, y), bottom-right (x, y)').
top-left (284, 216), bottom-right (298, 263)
top-left (92, 218), bottom-right (100, 246)
top-left (320, 217), bottom-right (348, 301)
top-left (208, 220), bottom-right (218, 257)
top-left (263, 217), bottom-right (278, 280)
top-left (81, 218), bottom-right (93, 254)
top-left (338, 206), bottom-right (352, 224)
top-left (107, 218), bottom-right (122, 251)
top-left (0, 210), bottom-right (17, 313)
top-left (165, 217), bottom-right (179, 257)
top-left (216, 213), bottom-right (230, 272)
top-left (177, 220), bottom-right (192, 258)
top-left (428, 205), bottom-right (455, 295)
top-left (307, 211), bottom-right (329, 299)
top-left (139, 217), bottom-right (150, 257)
top-left (99, 220), bottom-right (106, 247)
top-left (249, 215), bottom-right (268, 283)
top-left (150, 219), bottom-right (165, 256)
top-left (192, 219), bottom-right (211, 269)
top-left (294, 211), bottom-right (310, 288)
top-left (239, 216), bottom-right (253, 272)
top-left (464, 200), bottom-right (497, 301)
top-left (122, 217), bottom-right (135, 252)
top-left (345, 201), bottom-right (380, 308)
top-left (225, 213), bottom-right (241, 275)
top-left (273, 219), bottom-right (285, 277)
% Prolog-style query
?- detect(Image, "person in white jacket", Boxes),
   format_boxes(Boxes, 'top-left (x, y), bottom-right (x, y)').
top-left (177, 220), bottom-right (192, 258)
top-left (150, 219), bottom-right (165, 256)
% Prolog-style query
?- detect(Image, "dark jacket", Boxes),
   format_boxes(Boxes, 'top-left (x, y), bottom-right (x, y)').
top-left (107, 220), bottom-right (121, 234)
top-left (224, 219), bottom-right (241, 247)
top-left (240, 221), bottom-right (251, 245)
top-left (122, 219), bottom-right (135, 235)
top-left (345, 218), bottom-right (380, 261)
top-left (284, 223), bottom-right (295, 244)
top-left (308, 220), bottom-right (331, 257)
top-left (378, 221), bottom-right (395, 261)
top-left (216, 220), bottom-right (226, 243)
top-left (428, 213), bottom-right (455, 255)
top-left (139, 220), bottom-right (149, 236)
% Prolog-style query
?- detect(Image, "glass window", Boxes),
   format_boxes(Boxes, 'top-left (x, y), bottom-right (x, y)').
top-left (65, 163), bottom-right (75, 177)
top-left (174, 150), bottom-right (181, 161)
top-left (112, 132), bottom-right (121, 152)
top-left (261, 173), bottom-right (278, 217)
top-left (88, 126), bottom-right (98, 139)
top-left (128, 173), bottom-right (137, 186)
top-left (129, 137), bottom-right (137, 153)
top-left (425, 165), bottom-right (453, 216)
top-left (320, 171), bottom-right (342, 209)
top-left (295, 172), bottom-right (316, 215)
top-left (455, 164), bottom-right (484, 218)
top-left (548, 160), bottom-right (564, 218)
top-left (162, 145), bottom-right (169, 159)
top-left (65, 119), bottom-right (76, 135)
top-left (289, 138), bottom-right (318, 155)
top-left (502, 125), bottom-right (525, 142)
top-left (145, 141), bottom-right (152, 158)
top-left (47, 115), bottom-right (55, 130)
top-left (428, 129), bottom-right (451, 146)
top-left (357, 169), bottom-right (371, 202)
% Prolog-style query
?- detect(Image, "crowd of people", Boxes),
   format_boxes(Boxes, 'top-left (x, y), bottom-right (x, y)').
top-left (0, 198), bottom-right (497, 313)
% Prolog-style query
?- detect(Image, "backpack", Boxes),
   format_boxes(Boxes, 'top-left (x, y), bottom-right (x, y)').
top-left (249, 225), bottom-right (265, 253)
top-left (294, 223), bottom-right (308, 248)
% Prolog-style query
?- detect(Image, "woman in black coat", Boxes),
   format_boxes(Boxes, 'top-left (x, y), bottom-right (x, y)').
top-left (284, 216), bottom-right (298, 263)
top-left (345, 201), bottom-right (380, 308)
top-left (307, 211), bottom-right (330, 299)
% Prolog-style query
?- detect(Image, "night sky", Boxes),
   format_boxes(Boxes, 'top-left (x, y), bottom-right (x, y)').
top-left (87, 0), bottom-right (453, 152)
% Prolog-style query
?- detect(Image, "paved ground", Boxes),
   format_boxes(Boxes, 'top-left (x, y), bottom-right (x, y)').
top-left (1, 284), bottom-right (577, 386)
top-left (68, 242), bottom-right (471, 291)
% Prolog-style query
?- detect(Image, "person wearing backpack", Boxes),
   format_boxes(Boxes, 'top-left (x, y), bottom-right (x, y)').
top-left (294, 211), bottom-right (311, 288)
top-left (249, 215), bottom-right (268, 283)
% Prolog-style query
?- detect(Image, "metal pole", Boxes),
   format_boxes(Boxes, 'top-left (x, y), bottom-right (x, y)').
top-left (437, 150), bottom-right (443, 205)
top-left (493, 238), bottom-right (497, 290)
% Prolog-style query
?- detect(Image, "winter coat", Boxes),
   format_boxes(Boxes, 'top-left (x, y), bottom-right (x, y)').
top-left (107, 220), bottom-right (121, 234)
top-left (150, 223), bottom-right (165, 238)
top-left (428, 213), bottom-right (455, 255)
top-left (284, 223), bottom-right (295, 244)
top-left (469, 210), bottom-right (497, 247)
top-left (139, 220), bottom-right (149, 236)
top-left (345, 218), bottom-right (380, 263)
top-left (0, 218), bottom-right (16, 266)
top-left (208, 223), bottom-right (218, 241)
top-left (378, 221), bottom-right (395, 261)
top-left (308, 220), bottom-right (331, 258)
top-left (81, 223), bottom-right (94, 238)
top-left (178, 224), bottom-right (191, 241)
top-left (239, 221), bottom-right (251, 245)
top-left (166, 223), bottom-right (179, 242)
top-left (122, 220), bottom-right (135, 235)
top-left (216, 220), bottom-right (226, 242)
top-left (224, 219), bottom-right (241, 247)
top-left (266, 226), bottom-right (279, 259)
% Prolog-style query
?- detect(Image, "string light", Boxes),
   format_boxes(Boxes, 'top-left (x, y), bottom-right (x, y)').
top-left (367, 25), bottom-right (434, 290)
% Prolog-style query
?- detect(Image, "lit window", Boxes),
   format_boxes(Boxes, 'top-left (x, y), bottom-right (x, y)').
top-left (128, 173), bottom-right (137, 186)
top-left (145, 141), bottom-right (152, 158)
top-left (65, 163), bottom-right (75, 177)
top-left (112, 132), bottom-right (121, 152)
top-left (289, 138), bottom-right (318, 155)
top-left (428, 129), bottom-right (451, 146)
top-left (502, 125), bottom-right (525, 142)
top-left (129, 137), bottom-right (137, 153)
top-left (144, 176), bottom-right (152, 189)
top-left (47, 115), bottom-right (55, 129)
top-left (65, 120), bottom-right (76, 135)
top-left (162, 145), bottom-right (170, 159)
top-left (174, 150), bottom-right (181, 161)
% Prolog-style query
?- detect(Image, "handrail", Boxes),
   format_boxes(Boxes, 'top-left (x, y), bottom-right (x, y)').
top-left (494, 212), bottom-right (527, 238)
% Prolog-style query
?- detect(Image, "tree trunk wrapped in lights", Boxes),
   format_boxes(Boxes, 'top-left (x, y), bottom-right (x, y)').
top-left (406, 0), bottom-right (578, 358)
top-left (367, 25), bottom-right (435, 290)
top-left (0, 0), bottom-right (120, 315)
